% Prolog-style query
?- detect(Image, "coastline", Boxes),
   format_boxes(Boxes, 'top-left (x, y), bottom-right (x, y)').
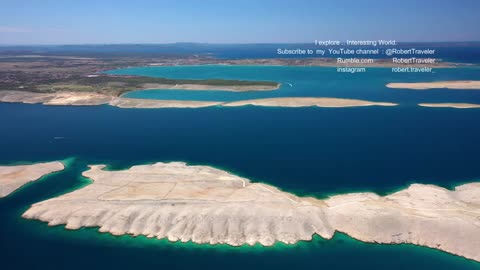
top-left (22, 161), bottom-right (480, 262)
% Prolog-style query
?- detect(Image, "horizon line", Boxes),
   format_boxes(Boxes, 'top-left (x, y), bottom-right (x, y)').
top-left (1, 41), bottom-right (480, 47)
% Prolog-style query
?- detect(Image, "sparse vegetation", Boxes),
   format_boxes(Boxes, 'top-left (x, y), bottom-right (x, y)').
top-left (0, 54), bottom-right (279, 96)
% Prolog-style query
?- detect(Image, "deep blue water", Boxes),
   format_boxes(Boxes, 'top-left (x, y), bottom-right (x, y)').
top-left (111, 65), bottom-right (480, 104)
top-left (1, 103), bottom-right (480, 196)
top-left (1, 103), bottom-right (480, 269)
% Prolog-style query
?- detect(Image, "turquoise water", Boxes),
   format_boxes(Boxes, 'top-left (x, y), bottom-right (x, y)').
top-left (109, 65), bottom-right (480, 104)
top-left (1, 65), bottom-right (480, 269)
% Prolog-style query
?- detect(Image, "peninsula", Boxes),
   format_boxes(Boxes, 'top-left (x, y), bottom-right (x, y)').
top-left (23, 162), bottom-right (480, 262)
top-left (387, 81), bottom-right (480, 90)
top-left (0, 161), bottom-right (65, 198)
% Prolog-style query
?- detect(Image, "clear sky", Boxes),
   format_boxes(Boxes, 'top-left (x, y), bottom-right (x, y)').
top-left (1, 0), bottom-right (479, 44)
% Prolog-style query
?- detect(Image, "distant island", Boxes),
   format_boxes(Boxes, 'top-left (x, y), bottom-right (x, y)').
top-left (387, 81), bottom-right (480, 90)
top-left (22, 161), bottom-right (480, 262)
top-left (0, 92), bottom-right (397, 109)
top-left (418, 103), bottom-right (480, 109)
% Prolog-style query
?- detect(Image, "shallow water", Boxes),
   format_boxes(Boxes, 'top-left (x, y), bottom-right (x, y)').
top-left (110, 65), bottom-right (480, 104)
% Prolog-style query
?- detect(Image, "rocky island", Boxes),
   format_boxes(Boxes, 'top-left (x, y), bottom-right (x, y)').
top-left (0, 161), bottom-right (65, 198)
top-left (23, 162), bottom-right (480, 262)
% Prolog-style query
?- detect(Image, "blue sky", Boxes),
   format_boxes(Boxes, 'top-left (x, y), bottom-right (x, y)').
top-left (1, 0), bottom-right (479, 44)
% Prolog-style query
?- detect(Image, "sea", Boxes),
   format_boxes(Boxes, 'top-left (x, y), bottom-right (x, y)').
top-left (0, 44), bottom-right (480, 269)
